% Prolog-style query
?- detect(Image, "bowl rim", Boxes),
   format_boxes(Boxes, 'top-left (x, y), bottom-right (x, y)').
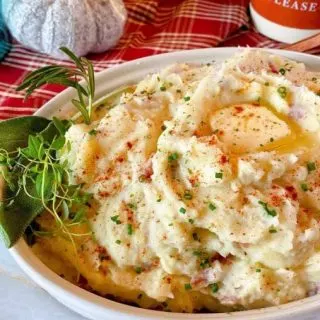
top-left (9, 47), bottom-right (320, 320)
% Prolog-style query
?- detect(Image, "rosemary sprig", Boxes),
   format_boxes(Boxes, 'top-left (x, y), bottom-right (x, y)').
top-left (16, 47), bottom-right (95, 124)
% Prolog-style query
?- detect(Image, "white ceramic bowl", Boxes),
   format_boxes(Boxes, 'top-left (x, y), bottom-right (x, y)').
top-left (9, 47), bottom-right (320, 320)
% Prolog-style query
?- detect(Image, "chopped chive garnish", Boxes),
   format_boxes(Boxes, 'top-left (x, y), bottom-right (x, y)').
top-left (88, 129), bottom-right (97, 136)
top-left (179, 207), bottom-right (186, 214)
top-left (208, 203), bottom-right (216, 211)
top-left (256, 268), bottom-right (261, 272)
top-left (115, 239), bottom-right (121, 244)
top-left (135, 267), bottom-right (142, 274)
top-left (215, 172), bottom-right (223, 179)
top-left (160, 86), bottom-right (166, 91)
top-left (188, 218), bottom-right (194, 224)
top-left (128, 203), bottom-right (137, 210)
top-left (277, 86), bottom-right (287, 98)
top-left (185, 283), bottom-right (192, 290)
top-left (111, 215), bottom-right (121, 224)
top-left (184, 96), bottom-right (190, 102)
top-left (279, 68), bottom-right (286, 75)
top-left (200, 258), bottom-right (210, 269)
top-left (210, 283), bottom-right (219, 293)
top-left (307, 162), bottom-right (316, 173)
top-left (127, 224), bottom-right (133, 235)
top-left (258, 201), bottom-right (277, 217)
top-left (300, 183), bottom-right (308, 192)
top-left (168, 152), bottom-right (179, 162)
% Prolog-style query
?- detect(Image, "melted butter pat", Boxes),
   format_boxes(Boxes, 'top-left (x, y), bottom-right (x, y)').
top-left (210, 103), bottom-right (318, 155)
top-left (211, 104), bottom-right (290, 154)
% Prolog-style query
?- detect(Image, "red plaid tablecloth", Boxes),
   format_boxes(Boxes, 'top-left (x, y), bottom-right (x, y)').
top-left (0, 0), bottom-right (320, 120)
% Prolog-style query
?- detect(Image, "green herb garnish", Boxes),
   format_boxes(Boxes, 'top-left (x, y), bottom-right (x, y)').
top-left (215, 172), bottom-right (223, 179)
top-left (0, 117), bottom-right (91, 247)
top-left (168, 152), bottom-right (179, 162)
top-left (193, 250), bottom-right (202, 256)
top-left (200, 258), bottom-right (210, 269)
top-left (0, 49), bottom-right (135, 249)
top-left (127, 224), bottom-right (133, 235)
top-left (184, 283), bottom-right (192, 290)
top-left (210, 283), bottom-right (219, 293)
top-left (128, 203), bottom-right (137, 210)
top-left (279, 68), bottom-right (286, 75)
top-left (258, 201), bottom-right (277, 217)
top-left (135, 266), bottom-right (142, 274)
top-left (307, 162), bottom-right (316, 173)
top-left (17, 47), bottom-right (95, 125)
top-left (88, 129), bottom-right (97, 136)
top-left (208, 202), bottom-right (216, 211)
top-left (300, 183), bottom-right (308, 192)
top-left (179, 207), bottom-right (186, 214)
top-left (277, 86), bottom-right (287, 99)
top-left (111, 215), bottom-right (121, 225)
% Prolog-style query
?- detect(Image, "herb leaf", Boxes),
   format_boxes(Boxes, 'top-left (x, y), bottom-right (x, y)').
top-left (17, 47), bottom-right (96, 125)
top-left (0, 116), bottom-right (89, 248)
top-left (0, 118), bottom-right (60, 247)
top-left (0, 179), bottom-right (44, 248)
top-left (258, 201), bottom-right (277, 217)
top-left (0, 116), bottom-right (51, 152)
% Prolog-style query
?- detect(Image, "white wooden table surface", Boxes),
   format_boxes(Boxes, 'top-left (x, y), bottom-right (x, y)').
top-left (0, 242), bottom-right (86, 319)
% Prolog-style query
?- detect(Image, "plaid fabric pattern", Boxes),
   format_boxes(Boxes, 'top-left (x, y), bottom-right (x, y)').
top-left (0, 0), bottom-right (319, 119)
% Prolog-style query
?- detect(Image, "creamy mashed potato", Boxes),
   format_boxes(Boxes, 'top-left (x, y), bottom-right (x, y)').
top-left (33, 50), bottom-right (320, 312)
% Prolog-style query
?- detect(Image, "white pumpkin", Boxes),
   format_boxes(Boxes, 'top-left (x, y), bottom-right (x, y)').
top-left (2, 0), bottom-right (127, 59)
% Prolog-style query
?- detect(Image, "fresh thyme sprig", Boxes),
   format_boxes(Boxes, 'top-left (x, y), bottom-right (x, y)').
top-left (16, 47), bottom-right (95, 124)
top-left (0, 118), bottom-right (92, 246)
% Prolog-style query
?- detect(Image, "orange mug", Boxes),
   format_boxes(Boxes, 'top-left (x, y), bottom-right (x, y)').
top-left (250, 0), bottom-right (320, 43)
